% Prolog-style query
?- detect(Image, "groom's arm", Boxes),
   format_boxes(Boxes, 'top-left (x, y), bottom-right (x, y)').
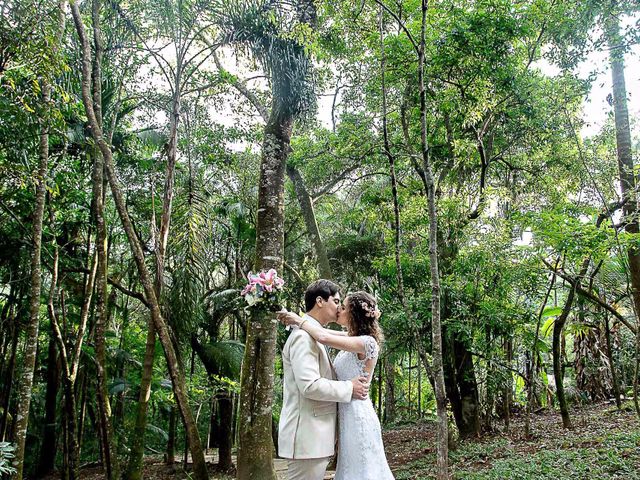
top-left (289, 331), bottom-right (353, 403)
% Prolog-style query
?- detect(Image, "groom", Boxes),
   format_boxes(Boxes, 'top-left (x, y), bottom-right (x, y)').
top-left (278, 279), bottom-right (369, 480)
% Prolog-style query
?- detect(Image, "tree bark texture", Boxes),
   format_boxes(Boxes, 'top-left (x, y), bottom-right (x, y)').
top-left (605, 11), bottom-right (640, 419)
top-left (217, 391), bottom-right (234, 471)
top-left (237, 109), bottom-right (292, 480)
top-left (11, 77), bottom-right (51, 480)
top-left (442, 333), bottom-right (480, 437)
top-left (383, 356), bottom-right (396, 424)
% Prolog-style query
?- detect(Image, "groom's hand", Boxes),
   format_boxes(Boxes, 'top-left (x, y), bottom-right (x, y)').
top-left (350, 376), bottom-right (369, 400)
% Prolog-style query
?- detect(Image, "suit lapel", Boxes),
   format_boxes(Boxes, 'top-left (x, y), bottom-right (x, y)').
top-left (324, 344), bottom-right (337, 380)
top-left (303, 314), bottom-right (336, 379)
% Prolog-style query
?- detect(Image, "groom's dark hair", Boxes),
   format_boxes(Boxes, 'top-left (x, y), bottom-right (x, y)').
top-left (304, 279), bottom-right (340, 312)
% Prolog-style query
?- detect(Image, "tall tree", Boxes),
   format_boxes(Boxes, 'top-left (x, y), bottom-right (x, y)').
top-left (10, 1), bottom-right (65, 476)
top-left (417, 0), bottom-right (449, 476)
top-left (116, 0), bottom-right (220, 474)
top-left (89, 1), bottom-right (120, 476)
top-left (69, 2), bottom-right (209, 478)
top-left (604, 5), bottom-right (640, 417)
top-left (218, 0), bottom-right (319, 477)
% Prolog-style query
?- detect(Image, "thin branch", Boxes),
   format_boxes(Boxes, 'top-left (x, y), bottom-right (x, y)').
top-left (107, 0), bottom-right (176, 95)
top-left (373, 0), bottom-right (419, 54)
top-left (62, 267), bottom-right (149, 307)
top-left (541, 258), bottom-right (637, 334)
top-left (212, 51), bottom-right (269, 122)
top-left (310, 165), bottom-right (361, 199)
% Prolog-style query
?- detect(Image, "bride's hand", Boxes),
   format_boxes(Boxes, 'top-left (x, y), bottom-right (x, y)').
top-left (277, 311), bottom-right (303, 328)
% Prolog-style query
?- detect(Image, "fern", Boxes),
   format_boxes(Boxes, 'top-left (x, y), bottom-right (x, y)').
top-left (0, 442), bottom-right (16, 476)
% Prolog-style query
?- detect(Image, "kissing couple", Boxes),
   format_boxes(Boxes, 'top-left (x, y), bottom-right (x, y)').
top-left (277, 279), bottom-right (395, 480)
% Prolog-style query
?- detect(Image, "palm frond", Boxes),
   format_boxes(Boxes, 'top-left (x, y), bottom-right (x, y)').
top-left (212, 0), bottom-right (317, 117)
top-left (201, 340), bottom-right (244, 380)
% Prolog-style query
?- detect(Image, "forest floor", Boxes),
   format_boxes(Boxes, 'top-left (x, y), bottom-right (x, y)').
top-left (43, 401), bottom-right (640, 480)
top-left (389, 400), bottom-right (640, 479)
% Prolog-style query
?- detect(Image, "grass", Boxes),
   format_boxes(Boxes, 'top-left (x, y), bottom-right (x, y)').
top-left (453, 431), bottom-right (640, 479)
top-left (391, 403), bottom-right (640, 480)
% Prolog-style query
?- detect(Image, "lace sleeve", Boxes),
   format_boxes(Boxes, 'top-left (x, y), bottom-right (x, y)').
top-left (362, 335), bottom-right (379, 360)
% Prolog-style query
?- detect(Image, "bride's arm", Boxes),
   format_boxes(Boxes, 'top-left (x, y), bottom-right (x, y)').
top-left (329, 329), bottom-right (348, 336)
top-left (278, 312), bottom-right (365, 353)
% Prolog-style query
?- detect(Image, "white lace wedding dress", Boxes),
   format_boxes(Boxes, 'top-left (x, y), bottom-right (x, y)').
top-left (333, 335), bottom-right (395, 480)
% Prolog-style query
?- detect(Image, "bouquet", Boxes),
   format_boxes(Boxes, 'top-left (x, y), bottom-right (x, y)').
top-left (240, 269), bottom-right (285, 312)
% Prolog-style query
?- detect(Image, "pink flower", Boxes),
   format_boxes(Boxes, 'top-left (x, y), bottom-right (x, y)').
top-left (240, 269), bottom-right (285, 307)
top-left (248, 272), bottom-right (265, 287)
top-left (264, 269), bottom-right (277, 283)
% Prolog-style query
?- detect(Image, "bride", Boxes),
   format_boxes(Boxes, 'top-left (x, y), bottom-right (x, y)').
top-left (278, 291), bottom-right (395, 480)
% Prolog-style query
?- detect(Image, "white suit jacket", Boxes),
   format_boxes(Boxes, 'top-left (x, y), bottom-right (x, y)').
top-left (278, 314), bottom-right (353, 459)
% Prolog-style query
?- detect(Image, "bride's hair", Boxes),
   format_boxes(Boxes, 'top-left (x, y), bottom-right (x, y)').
top-left (346, 291), bottom-right (384, 346)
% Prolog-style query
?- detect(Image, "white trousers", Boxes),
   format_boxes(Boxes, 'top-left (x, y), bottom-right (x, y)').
top-left (287, 456), bottom-right (331, 480)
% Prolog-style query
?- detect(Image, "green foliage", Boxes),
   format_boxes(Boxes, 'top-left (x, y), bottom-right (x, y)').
top-left (200, 340), bottom-right (244, 380)
top-left (454, 430), bottom-right (640, 479)
top-left (0, 442), bottom-right (17, 477)
top-left (1, 0), bottom-right (640, 474)
top-left (395, 412), bottom-right (640, 479)
top-left (214, 0), bottom-right (317, 117)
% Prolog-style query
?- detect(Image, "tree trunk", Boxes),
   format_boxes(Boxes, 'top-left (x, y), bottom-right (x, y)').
top-left (286, 165), bottom-right (332, 279)
top-left (236, 107), bottom-right (292, 480)
top-left (218, 391), bottom-right (234, 471)
top-left (11, 74), bottom-right (51, 480)
top-left (234, 0), bottom-right (318, 467)
top-left (92, 146), bottom-right (119, 478)
top-left (442, 328), bottom-right (479, 438)
top-left (90, 2), bottom-right (119, 475)
top-left (69, 4), bottom-right (208, 479)
top-left (35, 330), bottom-right (60, 477)
top-left (383, 356), bottom-right (396, 424)
top-left (418, 0), bottom-right (448, 476)
top-left (553, 286), bottom-right (576, 429)
top-left (167, 404), bottom-right (177, 465)
top-left (605, 11), bottom-right (640, 419)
